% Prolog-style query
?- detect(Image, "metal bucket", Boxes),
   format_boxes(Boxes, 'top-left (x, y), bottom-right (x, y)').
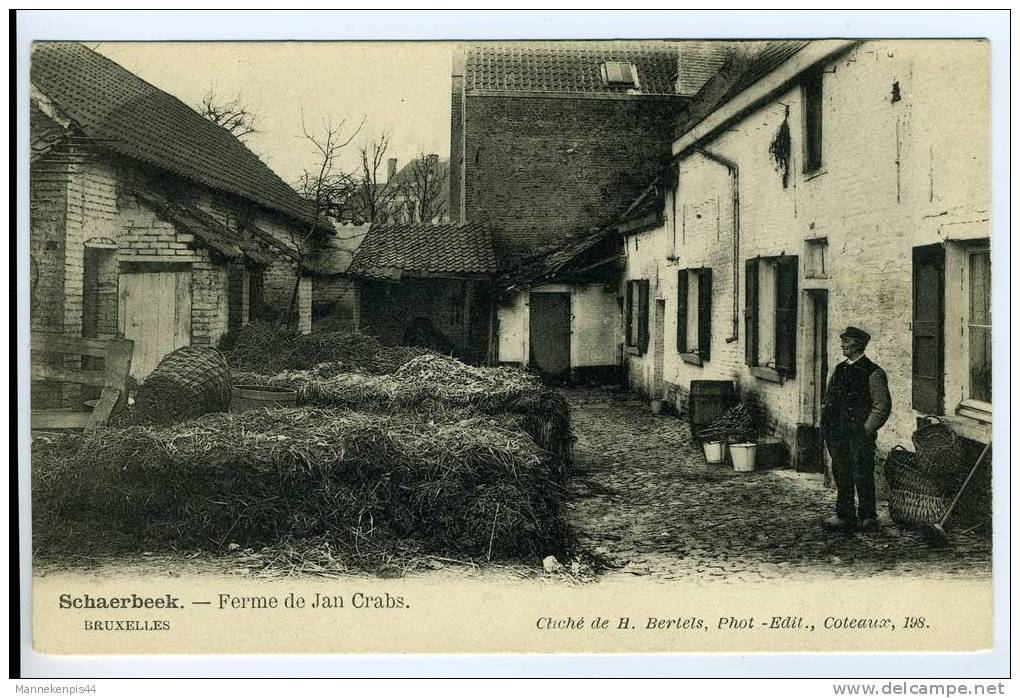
top-left (731, 442), bottom-right (758, 472)
top-left (230, 384), bottom-right (298, 413)
top-left (703, 441), bottom-right (726, 464)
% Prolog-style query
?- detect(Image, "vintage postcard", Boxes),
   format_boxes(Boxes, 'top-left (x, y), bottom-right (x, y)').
top-left (22, 28), bottom-right (1001, 665)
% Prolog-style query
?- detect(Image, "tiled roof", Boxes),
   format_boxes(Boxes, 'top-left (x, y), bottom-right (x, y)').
top-left (30, 42), bottom-right (323, 230)
top-left (677, 41), bottom-right (810, 137)
top-left (464, 41), bottom-right (684, 96)
top-left (348, 222), bottom-right (498, 279)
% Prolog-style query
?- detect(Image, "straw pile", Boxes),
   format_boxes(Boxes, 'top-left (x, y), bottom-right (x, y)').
top-left (32, 408), bottom-right (567, 561)
top-left (222, 322), bottom-right (432, 375)
top-left (233, 355), bottom-right (574, 466)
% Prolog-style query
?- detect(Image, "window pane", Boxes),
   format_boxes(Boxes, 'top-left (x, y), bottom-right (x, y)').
top-left (969, 326), bottom-right (992, 402)
top-left (969, 252), bottom-right (991, 325)
top-left (758, 261), bottom-right (776, 366)
top-left (687, 273), bottom-right (699, 352)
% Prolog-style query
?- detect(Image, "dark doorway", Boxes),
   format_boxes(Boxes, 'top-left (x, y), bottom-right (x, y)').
top-left (529, 292), bottom-right (571, 378)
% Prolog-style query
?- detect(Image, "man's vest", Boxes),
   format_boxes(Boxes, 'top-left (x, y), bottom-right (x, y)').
top-left (822, 356), bottom-right (878, 439)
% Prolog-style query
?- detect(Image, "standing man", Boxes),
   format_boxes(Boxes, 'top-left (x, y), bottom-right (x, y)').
top-left (820, 326), bottom-right (892, 532)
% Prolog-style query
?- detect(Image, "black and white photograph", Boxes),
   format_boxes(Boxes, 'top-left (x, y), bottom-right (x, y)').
top-left (14, 9), bottom-right (1009, 681)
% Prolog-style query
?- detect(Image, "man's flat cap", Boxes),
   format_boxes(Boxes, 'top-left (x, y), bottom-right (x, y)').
top-left (840, 326), bottom-right (871, 344)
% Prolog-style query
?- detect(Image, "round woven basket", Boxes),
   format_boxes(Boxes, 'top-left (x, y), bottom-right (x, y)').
top-left (133, 346), bottom-right (232, 425)
top-left (912, 420), bottom-right (963, 478)
top-left (884, 446), bottom-right (946, 496)
top-left (888, 489), bottom-right (950, 528)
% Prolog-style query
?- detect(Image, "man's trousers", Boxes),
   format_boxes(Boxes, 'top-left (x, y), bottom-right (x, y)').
top-left (826, 430), bottom-right (878, 522)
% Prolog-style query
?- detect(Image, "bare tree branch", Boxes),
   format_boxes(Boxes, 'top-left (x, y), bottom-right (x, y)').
top-left (199, 88), bottom-right (261, 141)
top-left (276, 112), bottom-right (365, 324)
top-left (399, 152), bottom-right (449, 223)
top-left (354, 132), bottom-right (399, 223)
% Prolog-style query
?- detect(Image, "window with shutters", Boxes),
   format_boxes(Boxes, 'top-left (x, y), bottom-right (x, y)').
top-left (802, 69), bottom-right (824, 174)
top-left (967, 250), bottom-right (992, 404)
top-left (625, 279), bottom-right (650, 354)
top-left (745, 256), bottom-right (798, 381)
top-left (914, 241), bottom-right (992, 423)
top-left (676, 268), bottom-right (712, 364)
top-left (911, 244), bottom-right (945, 414)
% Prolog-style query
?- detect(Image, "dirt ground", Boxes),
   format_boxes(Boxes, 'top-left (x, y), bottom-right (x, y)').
top-left (32, 386), bottom-right (993, 585)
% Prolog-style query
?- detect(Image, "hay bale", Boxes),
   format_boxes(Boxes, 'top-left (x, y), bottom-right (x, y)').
top-left (223, 322), bottom-right (432, 375)
top-left (32, 408), bottom-right (566, 561)
top-left (233, 357), bottom-right (574, 466)
top-left (127, 346), bottom-right (232, 426)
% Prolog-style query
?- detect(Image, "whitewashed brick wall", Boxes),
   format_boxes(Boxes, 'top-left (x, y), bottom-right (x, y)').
top-left (623, 40), bottom-right (990, 453)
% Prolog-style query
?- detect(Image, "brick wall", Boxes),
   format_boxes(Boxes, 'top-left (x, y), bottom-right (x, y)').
top-left (459, 94), bottom-right (683, 259)
top-left (623, 40), bottom-right (991, 456)
top-left (30, 148), bottom-right (315, 390)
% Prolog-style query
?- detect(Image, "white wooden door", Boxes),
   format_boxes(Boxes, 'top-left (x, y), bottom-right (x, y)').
top-left (120, 271), bottom-right (191, 380)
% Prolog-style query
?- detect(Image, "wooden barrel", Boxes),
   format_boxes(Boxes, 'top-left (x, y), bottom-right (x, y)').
top-left (230, 385), bottom-right (298, 413)
top-left (687, 380), bottom-right (738, 437)
top-left (794, 423), bottom-right (824, 473)
top-left (756, 436), bottom-right (789, 469)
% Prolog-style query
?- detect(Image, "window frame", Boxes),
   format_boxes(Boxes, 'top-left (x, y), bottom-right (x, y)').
top-left (625, 279), bottom-right (650, 354)
top-left (802, 68), bottom-right (824, 175)
top-left (745, 255), bottom-right (799, 381)
top-left (965, 246), bottom-right (992, 408)
top-left (676, 267), bottom-right (713, 365)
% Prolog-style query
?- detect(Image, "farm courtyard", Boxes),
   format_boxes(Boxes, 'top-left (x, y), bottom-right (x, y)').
top-left (34, 382), bottom-right (993, 585)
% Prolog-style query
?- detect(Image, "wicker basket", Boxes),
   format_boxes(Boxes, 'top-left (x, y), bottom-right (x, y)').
top-left (884, 446), bottom-right (946, 497)
top-left (912, 419), bottom-right (963, 478)
top-left (888, 488), bottom-right (950, 528)
top-left (132, 346), bottom-right (232, 425)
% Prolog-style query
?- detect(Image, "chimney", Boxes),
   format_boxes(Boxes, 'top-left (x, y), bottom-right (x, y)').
top-left (387, 158), bottom-right (397, 181)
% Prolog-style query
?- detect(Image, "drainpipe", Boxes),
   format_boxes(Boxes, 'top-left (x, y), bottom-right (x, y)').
top-left (694, 147), bottom-right (740, 343)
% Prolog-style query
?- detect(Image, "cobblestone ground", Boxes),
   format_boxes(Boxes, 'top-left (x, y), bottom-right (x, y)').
top-left (563, 387), bottom-right (993, 583)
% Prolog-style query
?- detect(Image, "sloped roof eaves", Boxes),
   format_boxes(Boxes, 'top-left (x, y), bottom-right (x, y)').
top-left (133, 189), bottom-right (278, 266)
top-left (30, 42), bottom-right (322, 231)
top-left (496, 227), bottom-right (621, 294)
top-left (675, 41), bottom-right (811, 147)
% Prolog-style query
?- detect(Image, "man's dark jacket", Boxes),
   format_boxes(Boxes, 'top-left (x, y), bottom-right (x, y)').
top-left (821, 356), bottom-right (892, 441)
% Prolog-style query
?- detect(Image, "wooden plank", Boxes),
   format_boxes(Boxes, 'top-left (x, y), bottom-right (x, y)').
top-left (88, 388), bottom-right (122, 428)
top-left (175, 270), bottom-right (192, 348)
top-left (102, 339), bottom-right (134, 392)
top-left (32, 411), bottom-right (91, 430)
top-left (31, 334), bottom-right (113, 357)
top-left (32, 364), bottom-right (107, 387)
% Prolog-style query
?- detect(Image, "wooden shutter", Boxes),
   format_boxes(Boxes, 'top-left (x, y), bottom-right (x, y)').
top-left (744, 258), bottom-right (759, 366)
top-left (637, 280), bottom-right (649, 354)
top-left (912, 244), bottom-right (945, 413)
top-left (625, 281), bottom-right (634, 346)
top-left (775, 256), bottom-right (799, 377)
top-left (676, 270), bottom-right (688, 352)
top-left (803, 70), bottom-right (823, 172)
top-left (698, 268), bottom-right (713, 360)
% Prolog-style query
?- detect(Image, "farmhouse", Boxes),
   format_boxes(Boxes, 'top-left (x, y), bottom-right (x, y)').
top-left (618, 39), bottom-right (991, 460)
top-left (30, 42), bottom-right (329, 392)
